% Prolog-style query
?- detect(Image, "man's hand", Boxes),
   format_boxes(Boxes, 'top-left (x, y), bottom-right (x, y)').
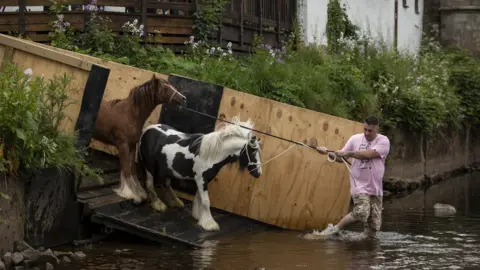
top-left (334, 150), bottom-right (353, 158)
top-left (316, 146), bottom-right (328, 155)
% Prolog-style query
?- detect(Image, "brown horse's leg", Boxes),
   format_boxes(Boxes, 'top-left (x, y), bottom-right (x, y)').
top-left (161, 177), bottom-right (184, 208)
top-left (113, 141), bottom-right (142, 203)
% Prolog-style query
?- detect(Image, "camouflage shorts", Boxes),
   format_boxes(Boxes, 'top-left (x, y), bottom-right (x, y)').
top-left (351, 194), bottom-right (383, 231)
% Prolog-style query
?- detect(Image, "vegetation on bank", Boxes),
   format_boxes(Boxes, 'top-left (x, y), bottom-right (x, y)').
top-left (0, 62), bottom-right (101, 180)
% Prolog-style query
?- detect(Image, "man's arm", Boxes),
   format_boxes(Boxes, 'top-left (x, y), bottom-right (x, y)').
top-left (345, 149), bottom-right (380, 160)
top-left (337, 137), bottom-right (390, 161)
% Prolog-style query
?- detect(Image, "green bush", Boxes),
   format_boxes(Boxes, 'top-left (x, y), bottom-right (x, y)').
top-left (446, 50), bottom-right (480, 126)
top-left (0, 62), bottom-right (100, 180)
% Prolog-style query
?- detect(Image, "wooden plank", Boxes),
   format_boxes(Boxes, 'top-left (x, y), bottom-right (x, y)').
top-left (221, 24), bottom-right (278, 46)
top-left (0, 14), bottom-right (20, 25)
top-left (0, 0), bottom-right (18, 5)
top-left (23, 12), bottom-right (84, 25)
top-left (146, 2), bottom-right (196, 11)
top-left (0, 33), bottom-right (92, 71)
top-left (96, 0), bottom-right (138, 7)
top-left (147, 26), bottom-right (192, 35)
top-left (143, 35), bottom-right (189, 44)
top-left (26, 33), bottom-right (50, 42)
top-left (146, 16), bottom-right (194, 27)
top-left (25, 22), bottom-right (83, 32)
top-left (25, 0), bottom-right (83, 5)
top-left (0, 44), bottom-right (13, 72)
top-left (206, 88), bottom-right (364, 230)
top-left (0, 25), bottom-right (18, 32)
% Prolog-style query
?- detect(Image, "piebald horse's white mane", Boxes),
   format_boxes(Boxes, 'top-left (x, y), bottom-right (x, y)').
top-left (195, 116), bottom-right (257, 162)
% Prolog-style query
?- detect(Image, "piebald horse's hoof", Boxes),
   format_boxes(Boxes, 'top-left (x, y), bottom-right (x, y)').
top-left (173, 197), bottom-right (185, 208)
top-left (151, 200), bottom-right (167, 212)
top-left (199, 218), bottom-right (220, 231)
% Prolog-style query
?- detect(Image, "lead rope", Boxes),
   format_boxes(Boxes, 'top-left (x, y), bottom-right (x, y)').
top-left (247, 141), bottom-right (357, 187)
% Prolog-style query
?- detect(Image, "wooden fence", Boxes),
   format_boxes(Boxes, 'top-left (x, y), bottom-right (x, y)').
top-left (0, 0), bottom-right (297, 53)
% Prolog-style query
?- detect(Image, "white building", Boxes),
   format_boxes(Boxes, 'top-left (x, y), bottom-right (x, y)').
top-left (296, 0), bottom-right (424, 55)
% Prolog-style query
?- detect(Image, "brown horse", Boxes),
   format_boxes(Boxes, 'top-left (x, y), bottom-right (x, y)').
top-left (92, 74), bottom-right (187, 203)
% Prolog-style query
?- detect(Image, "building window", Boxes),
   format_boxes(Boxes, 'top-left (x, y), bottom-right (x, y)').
top-left (415, 0), bottom-right (420, 14)
top-left (403, 0), bottom-right (409, 8)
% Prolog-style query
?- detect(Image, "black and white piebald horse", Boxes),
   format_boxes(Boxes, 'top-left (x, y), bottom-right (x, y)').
top-left (137, 116), bottom-right (263, 231)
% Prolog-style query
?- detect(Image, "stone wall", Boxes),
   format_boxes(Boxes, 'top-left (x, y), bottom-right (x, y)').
top-left (0, 175), bottom-right (25, 255)
top-left (423, 0), bottom-right (441, 37)
top-left (383, 126), bottom-right (480, 197)
top-left (423, 0), bottom-right (480, 56)
top-left (439, 1), bottom-right (480, 56)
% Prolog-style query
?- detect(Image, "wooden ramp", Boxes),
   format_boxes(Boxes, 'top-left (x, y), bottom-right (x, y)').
top-left (77, 185), bottom-right (271, 248)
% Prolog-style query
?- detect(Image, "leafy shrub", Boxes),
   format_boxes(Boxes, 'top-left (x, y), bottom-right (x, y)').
top-left (446, 50), bottom-right (480, 126)
top-left (0, 62), bottom-right (100, 180)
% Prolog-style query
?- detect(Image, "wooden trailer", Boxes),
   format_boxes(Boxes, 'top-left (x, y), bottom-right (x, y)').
top-left (0, 34), bottom-right (364, 248)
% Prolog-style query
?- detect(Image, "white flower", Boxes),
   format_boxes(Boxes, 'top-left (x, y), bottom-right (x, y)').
top-left (23, 68), bottom-right (33, 76)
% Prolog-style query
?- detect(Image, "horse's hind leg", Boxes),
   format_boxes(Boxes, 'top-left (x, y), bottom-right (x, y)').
top-left (146, 171), bottom-right (167, 212)
top-left (161, 177), bottom-right (184, 208)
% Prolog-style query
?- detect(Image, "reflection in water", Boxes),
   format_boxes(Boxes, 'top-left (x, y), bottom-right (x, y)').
top-left (57, 172), bottom-right (480, 270)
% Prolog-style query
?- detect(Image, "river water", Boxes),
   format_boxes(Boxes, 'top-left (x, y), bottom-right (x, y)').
top-left (57, 172), bottom-right (480, 270)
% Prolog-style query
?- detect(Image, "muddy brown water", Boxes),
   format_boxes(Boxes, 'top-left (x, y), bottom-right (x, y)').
top-left (56, 172), bottom-right (480, 270)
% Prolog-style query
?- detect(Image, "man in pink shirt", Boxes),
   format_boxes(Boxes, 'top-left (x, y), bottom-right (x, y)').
top-left (316, 116), bottom-right (390, 239)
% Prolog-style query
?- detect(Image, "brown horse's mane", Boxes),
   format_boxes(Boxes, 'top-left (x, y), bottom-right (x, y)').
top-left (129, 76), bottom-right (160, 112)
top-left (103, 75), bottom-right (164, 114)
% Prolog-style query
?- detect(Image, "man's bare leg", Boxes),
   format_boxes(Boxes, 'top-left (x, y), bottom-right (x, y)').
top-left (319, 213), bottom-right (357, 236)
top-left (336, 213), bottom-right (357, 229)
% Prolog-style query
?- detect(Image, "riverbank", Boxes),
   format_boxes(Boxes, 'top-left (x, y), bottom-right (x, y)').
top-left (0, 241), bottom-right (86, 270)
top-left (383, 126), bottom-right (480, 199)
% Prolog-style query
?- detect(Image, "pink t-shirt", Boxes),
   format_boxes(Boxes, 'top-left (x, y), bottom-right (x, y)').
top-left (341, 133), bottom-right (390, 196)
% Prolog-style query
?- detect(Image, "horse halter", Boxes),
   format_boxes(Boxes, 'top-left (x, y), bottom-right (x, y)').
top-left (165, 83), bottom-right (181, 103)
top-left (169, 89), bottom-right (177, 102)
top-left (242, 133), bottom-right (261, 172)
